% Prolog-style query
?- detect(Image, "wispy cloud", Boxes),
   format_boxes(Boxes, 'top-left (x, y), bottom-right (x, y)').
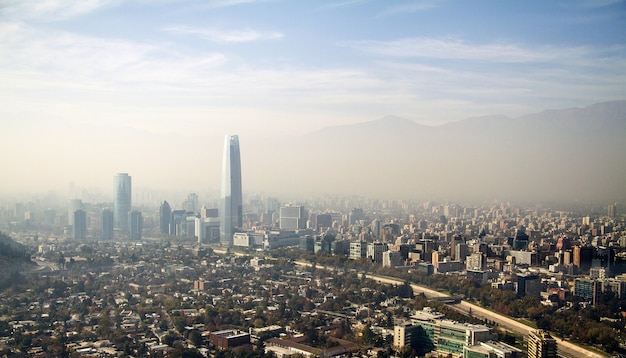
top-left (164, 25), bottom-right (283, 42)
top-left (344, 36), bottom-right (612, 64)
top-left (0, 0), bottom-right (120, 21)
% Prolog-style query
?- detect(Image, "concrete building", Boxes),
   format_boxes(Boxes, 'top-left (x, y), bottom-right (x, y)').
top-left (159, 200), bottom-right (171, 234)
top-left (527, 330), bottom-right (557, 358)
top-left (397, 307), bottom-right (495, 358)
top-left (101, 209), bottom-right (114, 240)
top-left (349, 241), bottom-right (367, 259)
top-left (128, 210), bottom-right (142, 240)
top-left (196, 217), bottom-right (220, 244)
top-left (279, 205), bottom-right (307, 231)
top-left (574, 278), bottom-right (602, 305)
top-left (383, 250), bottom-right (404, 268)
top-left (72, 210), bottom-right (87, 239)
top-left (367, 242), bottom-right (388, 264)
top-left (209, 329), bottom-right (250, 350)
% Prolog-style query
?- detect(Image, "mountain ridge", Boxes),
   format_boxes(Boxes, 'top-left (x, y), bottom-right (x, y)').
top-left (309, 100), bottom-right (626, 136)
top-left (246, 100), bottom-right (626, 202)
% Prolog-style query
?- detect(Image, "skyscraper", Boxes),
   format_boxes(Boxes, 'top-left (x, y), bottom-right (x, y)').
top-left (220, 135), bottom-right (242, 246)
top-left (129, 210), bottom-right (143, 240)
top-left (68, 199), bottom-right (83, 226)
top-left (72, 209), bottom-right (87, 239)
top-left (114, 173), bottom-right (132, 230)
top-left (159, 201), bottom-right (171, 234)
top-left (101, 209), bottom-right (114, 240)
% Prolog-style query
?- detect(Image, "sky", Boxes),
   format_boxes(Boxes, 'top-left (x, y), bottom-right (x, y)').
top-left (1, 0), bottom-right (625, 198)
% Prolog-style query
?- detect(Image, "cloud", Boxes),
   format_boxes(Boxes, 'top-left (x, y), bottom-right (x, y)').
top-left (163, 25), bottom-right (283, 42)
top-left (0, 0), bottom-right (120, 21)
top-left (344, 36), bottom-right (620, 65)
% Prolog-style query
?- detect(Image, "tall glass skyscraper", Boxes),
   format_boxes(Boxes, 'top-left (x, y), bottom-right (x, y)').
top-left (220, 135), bottom-right (242, 246)
top-left (114, 173), bottom-right (132, 230)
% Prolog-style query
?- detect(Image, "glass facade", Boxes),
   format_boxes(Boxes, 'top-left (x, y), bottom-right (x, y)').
top-left (220, 135), bottom-right (242, 246)
top-left (114, 173), bottom-right (132, 230)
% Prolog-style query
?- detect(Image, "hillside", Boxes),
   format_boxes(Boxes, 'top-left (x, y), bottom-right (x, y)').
top-left (0, 232), bottom-right (34, 273)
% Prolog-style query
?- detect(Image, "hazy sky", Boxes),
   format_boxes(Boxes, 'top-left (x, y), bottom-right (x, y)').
top-left (1, 0), bottom-right (625, 196)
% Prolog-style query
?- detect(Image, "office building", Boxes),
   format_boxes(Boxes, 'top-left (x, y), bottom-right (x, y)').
top-left (184, 193), bottom-right (199, 213)
top-left (170, 210), bottom-right (186, 236)
top-left (527, 330), bottom-right (557, 358)
top-left (350, 241), bottom-right (367, 259)
top-left (608, 203), bottom-right (616, 218)
top-left (573, 245), bottom-right (593, 272)
top-left (383, 250), bottom-right (403, 268)
top-left (367, 242), bottom-right (388, 264)
top-left (101, 209), bottom-right (114, 240)
top-left (159, 201), bottom-right (171, 234)
top-left (348, 208), bottom-right (364, 225)
top-left (209, 329), bottom-right (250, 350)
top-left (220, 135), bottom-right (243, 246)
top-left (517, 273), bottom-right (541, 297)
top-left (397, 307), bottom-right (495, 357)
top-left (114, 173), bottom-right (132, 230)
top-left (196, 217), bottom-right (220, 244)
top-left (279, 205), bottom-right (307, 231)
top-left (68, 199), bottom-right (83, 227)
top-left (464, 341), bottom-right (522, 358)
top-left (300, 236), bottom-right (315, 253)
top-left (72, 210), bottom-right (87, 239)
top-left (574, 278), bottom-right (602, 305)
top-left (466, 252), bottom-right (486, 271)
top-left (393, 322), bottom-right (422, 350)
top-left (201, 206), bottom-right (219, 218)
top-left (129, 210), bottom-right (143, 240)
top-left (512, 227), bottom-right (529, 251)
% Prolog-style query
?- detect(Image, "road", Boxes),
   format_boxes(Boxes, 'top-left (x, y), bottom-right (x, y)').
top-left (293, 261), bottom-right (606, 358)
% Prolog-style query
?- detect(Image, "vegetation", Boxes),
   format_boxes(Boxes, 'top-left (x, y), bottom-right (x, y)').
top-left (273, 247), bottom-right (626, 354)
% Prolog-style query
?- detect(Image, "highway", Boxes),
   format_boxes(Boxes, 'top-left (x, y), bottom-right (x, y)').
top-left (293, 261), bottom-right (606, 358)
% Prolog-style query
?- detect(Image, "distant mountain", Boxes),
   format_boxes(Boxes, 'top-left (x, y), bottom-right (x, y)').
top-left (246, 101), bottom-right (626, 203)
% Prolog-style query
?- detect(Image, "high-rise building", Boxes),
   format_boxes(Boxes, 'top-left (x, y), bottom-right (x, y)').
top-left (101, 209), bottom-right (114, 240)
top-left (68, 199), bottom-right (83, 226)
top-left (608, 203), bottom-right (617, 218)
top-left (129, 210), bottom-right (143, 240)
top-left (220, 135), bottom-right (243, 246)
top-left (72, 210), bottom-right (87, 239)
top-left (159, 200), bottom-right (171, 234)
top-left (279, 205), bottom-right (307, 231)
top-left (114, 173), bottom-right (132, 230)
top-left (184, 193), bottom-right (199, 214)
top-left (527, 330), bottom-right (557, 358)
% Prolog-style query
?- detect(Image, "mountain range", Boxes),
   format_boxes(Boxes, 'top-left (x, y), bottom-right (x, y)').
top-left (245, 100), bottom-right (626, 203)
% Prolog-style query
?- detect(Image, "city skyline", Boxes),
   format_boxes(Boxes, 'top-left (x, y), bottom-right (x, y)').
top-left (0, 1), bottom-right (624, 202)
top-left (1, 99), bottom-right (625, 205)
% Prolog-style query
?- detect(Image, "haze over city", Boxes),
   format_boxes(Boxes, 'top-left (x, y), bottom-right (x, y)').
top-left (1, 0), bottom-right (625, 202)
